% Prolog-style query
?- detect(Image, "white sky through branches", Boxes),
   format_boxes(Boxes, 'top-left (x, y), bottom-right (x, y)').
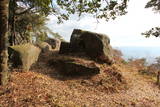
top-left (47, 0), bottom-right (160, 47)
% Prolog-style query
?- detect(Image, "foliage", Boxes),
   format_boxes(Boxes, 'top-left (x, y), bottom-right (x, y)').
top-left (145, 0), bottom-right (160, 12)
top-left (138, 57), bottom-right (160, 77)
top-left (15, 0), bottom-right (51, 15)
top-left (142, 27), bottom-right (160, 37)
top-left (10, 0), bottom-right (129, 44)
top-left (15, 12), bottom-right (64, 43)
top-left (9, 0), bottom-right (52, 45)
top-left (53, 0), bottom-right (129, 23)
top-left (147, 57), bottom-right (160, 75)
top-left (155, 56), bottom-right (160, 65)
top-left (142, 0), bottom-right (160, 37)
top-left (49, 32), bottom-right (65, 41)
top-left (14, 0), bottom-right (129, 23)
top-left (15, 13), bottom-right (47, 43)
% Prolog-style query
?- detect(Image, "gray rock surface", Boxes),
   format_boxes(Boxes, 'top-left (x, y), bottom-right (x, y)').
top-left (8, 44), bottom-right (41, 71)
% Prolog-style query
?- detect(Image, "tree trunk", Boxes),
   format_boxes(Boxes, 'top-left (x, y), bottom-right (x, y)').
top-left (157, 71), bottom-right (160, 87)
top-left (0, 0), bottom-right (9, 85)
top-left (10, 14), bottom-right (16, 45)
top-left (9, 0), bottom-right (16, 46)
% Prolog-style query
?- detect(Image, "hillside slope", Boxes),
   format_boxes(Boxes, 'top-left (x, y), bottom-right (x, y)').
top-left (0, 51), bottom-right (160, 107)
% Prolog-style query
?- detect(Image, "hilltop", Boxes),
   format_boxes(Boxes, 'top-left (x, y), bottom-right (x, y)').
top-left (0, 29), bottom-right (160, 107)
top-left (0, 50), bottom-right (160, 107)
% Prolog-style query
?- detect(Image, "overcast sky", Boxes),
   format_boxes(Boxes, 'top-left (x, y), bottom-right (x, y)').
top-left (47, 0), bottom-right (160, 47)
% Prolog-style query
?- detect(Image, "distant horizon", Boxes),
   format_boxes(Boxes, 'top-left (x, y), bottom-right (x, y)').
top-left (114, 46), bottom-right (160, 64)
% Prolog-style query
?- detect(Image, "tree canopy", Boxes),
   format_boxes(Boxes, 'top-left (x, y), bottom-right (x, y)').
top-left (145, 0), bottom-right (160, 12)
top-left (8, 0), bottom-right (129, 45)
top-left (51, 0), bottom-right (128, 23)
top-left (12, 0), bottom-right (129, 22)
top-left (142, 0), bottom-right (160, 37)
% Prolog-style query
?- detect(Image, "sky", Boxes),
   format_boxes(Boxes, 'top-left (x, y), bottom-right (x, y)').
top-left (47, 0), bottom-right (160, 47)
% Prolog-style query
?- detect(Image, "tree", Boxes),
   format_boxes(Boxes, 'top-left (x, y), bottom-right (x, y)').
top-left (0, 0), bottom-right (129, 86)
top-left (15, 13), bottom-right (49, 44)
top-left (142, 0), bottom-right (160, 37)
top-left (145, 0), bottom-right (160, 11)
top-left (51, 0), bottom-right (128, 22)
top-left (8, 0), bottom-right (51, 45)
top-left (142, 27), bottom-right (160, 37)
top-left (0, 0), bottom-right (9, 85)
top-left (8, 0), bottom-right (129, 45)
top-left (14, 12), bottom-right (65, 44)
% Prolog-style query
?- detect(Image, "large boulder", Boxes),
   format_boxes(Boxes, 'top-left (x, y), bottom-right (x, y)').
top-left (8, 44), bottom-right (41, 71)
top-left (59, 42), bottom-right (70, 54)
top-left (45, 38), bottom-right (61, 50)
top-left (49, 59), bottom-right (100, 76)
top-left (69, 29), bottom-right (114, 64)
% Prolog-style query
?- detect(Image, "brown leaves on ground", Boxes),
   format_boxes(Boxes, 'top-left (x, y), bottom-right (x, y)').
top-left (0, 51), bottom-right (160, 107)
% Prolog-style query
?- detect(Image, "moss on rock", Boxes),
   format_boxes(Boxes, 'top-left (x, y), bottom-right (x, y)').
top-left (8, 44), bottom-right (41, 71)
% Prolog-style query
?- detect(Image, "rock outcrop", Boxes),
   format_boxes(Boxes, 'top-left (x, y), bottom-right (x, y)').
top-left (36, 42), bottom-right (52, 53)
top-left (45, 38), bottom-right (61, 50)
top-left (59, 29), bottom-right (114, 64)
top-left (8, 44), bottom-right (41, 71)
top-left (49, 58), bottom-right (100, 76)
top-left (59, 42), bottom-right (70, 54)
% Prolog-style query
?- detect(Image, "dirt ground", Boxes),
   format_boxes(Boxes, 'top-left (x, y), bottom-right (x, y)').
top-left (0, 51), bottom-right (160, 107)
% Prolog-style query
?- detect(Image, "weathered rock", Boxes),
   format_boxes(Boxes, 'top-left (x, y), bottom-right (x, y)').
top-left (8, 44), bottom-right (41, 71)
top-left (70, 29), bottom-right (114, 64)
top-left (59, 42), bottom-right (70, 54)
top-left (45, 38), bottom-right (61, 50)
top-left (49, 59), bottom-right (100, 76)
top-left (36, 42), bottom-right (52, 53)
